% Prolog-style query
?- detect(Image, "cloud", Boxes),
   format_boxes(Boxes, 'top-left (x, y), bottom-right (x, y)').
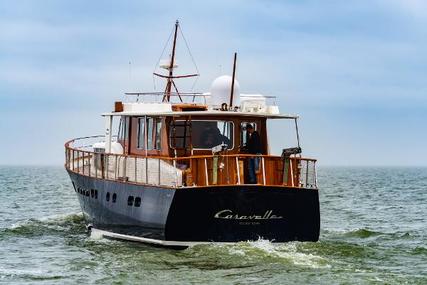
top-left (0, 0), bottom-right (426, 165)
top-left (382, 0), bottom-right (427, 19)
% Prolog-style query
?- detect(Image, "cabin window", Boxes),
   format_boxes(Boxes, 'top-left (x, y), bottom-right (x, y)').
top-left (137, 117), bottom-right (162, 150)
top-left (155, 118), bottom-right (162, 150)
top-left (146, 118), bottom-right (154, 149)
top-left (170, 120), bottom-right (234, 150)
top-left (137, 118), bottom-right (145, 149)
top-left (134, 197), bottom-right (141, 207)
top-left (127, 196), bottom-right (134, 206)
top-left (118, 117), bottom-right (129, 142)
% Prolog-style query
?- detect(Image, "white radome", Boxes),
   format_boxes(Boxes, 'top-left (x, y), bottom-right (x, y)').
top-left (209, 75), bottom-right (240, 108)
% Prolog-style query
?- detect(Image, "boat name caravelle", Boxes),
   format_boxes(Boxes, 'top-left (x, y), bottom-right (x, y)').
top-left (214, 209), bottom-right (283, 220)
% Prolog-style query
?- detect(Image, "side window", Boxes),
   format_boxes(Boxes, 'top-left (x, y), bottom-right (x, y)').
top-left (146, 118), bottom-right (154, 149)
top-left (137, 118), bottom-right (145, 149)
top-left (118, 117), bottom-right (129, 142)
top-left (138, 117), bottom-right (161, 150)
top-left (155, 118), bottom-right (162, 150)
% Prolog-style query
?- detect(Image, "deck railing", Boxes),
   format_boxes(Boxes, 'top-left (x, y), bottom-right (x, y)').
top-left (65, 136), bottom-right (317, 189)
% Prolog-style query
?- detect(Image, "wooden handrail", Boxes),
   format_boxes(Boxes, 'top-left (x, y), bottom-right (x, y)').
top-left (65, 136), bottom-right (318, 189)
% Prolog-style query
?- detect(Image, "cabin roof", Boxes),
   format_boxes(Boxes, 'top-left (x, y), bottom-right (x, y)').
top-left (101, 110), bottom-right (298, 119)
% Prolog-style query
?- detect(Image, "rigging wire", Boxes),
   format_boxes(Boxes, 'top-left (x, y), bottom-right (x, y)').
top-left (179, 25), bottom-right (200, 91)
top-left (152, 26), bottom-right (174, 90)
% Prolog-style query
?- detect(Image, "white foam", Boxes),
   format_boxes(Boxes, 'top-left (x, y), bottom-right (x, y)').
top-left (247, 239), bottom-right (331, 269)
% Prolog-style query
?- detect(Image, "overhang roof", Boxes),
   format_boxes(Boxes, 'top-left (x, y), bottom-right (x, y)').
top-left (101, 110), bottom-right (298, 119)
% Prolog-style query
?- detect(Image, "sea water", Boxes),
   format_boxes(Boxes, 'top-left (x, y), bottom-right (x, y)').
top-left (0, 166), bottom-right (426, 284)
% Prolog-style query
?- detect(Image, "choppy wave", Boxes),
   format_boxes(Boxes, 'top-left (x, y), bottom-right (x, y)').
top-left (323, 228), bottom-right (414, 241)
top-left (182, 239), bottom-right (330, 269)
top-left (0, 213), bottom-right (85, 239)
top-left (0, 268), bottom-right (63, 282)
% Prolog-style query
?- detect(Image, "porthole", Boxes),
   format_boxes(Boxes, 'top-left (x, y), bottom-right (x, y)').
top-left (127, 196), bottom-right (134, 206)
top-left (90, 189), bottom-right (95, 198)
top-left (106, 192), bottom-right (110, 202)
top-left (112, 193), bottom-right (117, 203)
top-left (85, 190), bottom-right (89, 197)
top-left (95, 190), bottom-right (98, 199)
top-left (134, 197), bottom-right (141, 207)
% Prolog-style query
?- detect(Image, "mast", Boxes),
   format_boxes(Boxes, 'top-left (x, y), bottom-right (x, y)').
top-left (154, 20), bottom-right (199, 103)
top-left (163, 20), bottom-right (179, 102)
top-left (229, 52), bottom-right (237, 108)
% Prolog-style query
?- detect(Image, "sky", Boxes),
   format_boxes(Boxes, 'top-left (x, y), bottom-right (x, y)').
top-left (0, 0), bottom-right (426, 166)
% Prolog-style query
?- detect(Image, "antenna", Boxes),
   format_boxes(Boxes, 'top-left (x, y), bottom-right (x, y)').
top-left (128, 61), bottom-right (132, 89)
top-left (229, 52), bottom-right (237, 108)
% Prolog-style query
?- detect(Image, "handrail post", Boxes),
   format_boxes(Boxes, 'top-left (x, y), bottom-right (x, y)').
top-left (77, 151), bottom-right (80, 173)
top-left (313, 160), bottom-right (318, 188)
top-left (261, 156), bottom-right (266, 185)
top-left (235, 157), bottom-right (240, 185)
top-left (145, 157), bottom-right (148, 184)
top-left (204, 158), bottom-right (208, 186)
top-left (290, 158), bottom-right (294, 187)
top-left (134, 156), bottom-right (137, 183)
top-left (158, 158), bottom-right (161, 185)
top-left (114, 155), bottom-right (117, 180)
top-left (105, 153), bottom-right (108, 179)
top-left (88, 152), bottom-right (91, 177)
top-left (305, 160), bottom-right (309, 188)
top-left (123, 156), bottom-right (127, 180)
top-left (174, 158), bottom-right (178, 188)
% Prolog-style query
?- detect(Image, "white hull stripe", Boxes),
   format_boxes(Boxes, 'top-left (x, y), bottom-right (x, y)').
top-left (90, 228), bottom-right (240, 247)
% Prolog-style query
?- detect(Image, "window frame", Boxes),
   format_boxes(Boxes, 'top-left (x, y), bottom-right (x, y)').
top-left (137, 116), bottom-right (162, 151)
top-left (169, 119), bottom-right (235, 150)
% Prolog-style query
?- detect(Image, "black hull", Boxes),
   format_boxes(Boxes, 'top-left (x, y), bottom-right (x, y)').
top-left (68, 171), bottom-right (320, 244)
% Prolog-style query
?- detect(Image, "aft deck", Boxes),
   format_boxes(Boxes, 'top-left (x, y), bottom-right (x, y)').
top-left (65, 136), bottom-right (318, 189)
